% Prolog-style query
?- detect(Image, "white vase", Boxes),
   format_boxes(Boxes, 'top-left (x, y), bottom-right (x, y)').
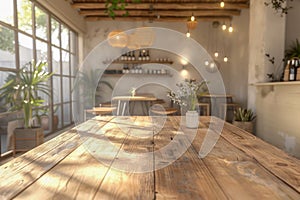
top-left (186, 110), bottom-right (199, 128)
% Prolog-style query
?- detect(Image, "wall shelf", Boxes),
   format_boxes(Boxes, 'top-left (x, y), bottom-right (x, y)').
top-left (103, 73), bottom-right (172, 77)
top-left (103, 60), bottom-right (173, 65)
top-left (251, 81), bottom-right (300, 86)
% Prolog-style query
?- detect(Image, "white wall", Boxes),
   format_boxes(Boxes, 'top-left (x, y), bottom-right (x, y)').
top-left (83, 16), bottom-right (250, 107)
top-left (286, 0), bottom-right (300, 48)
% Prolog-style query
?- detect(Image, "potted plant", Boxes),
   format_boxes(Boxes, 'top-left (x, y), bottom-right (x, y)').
top-left (34, 105), bottom-right (59, 131)
top-left (232, 108), bottom-right (256, 133)
top-left (0, 61), bottom-right (52, 154)
top-left (168, 79), bottom-right (207, 128)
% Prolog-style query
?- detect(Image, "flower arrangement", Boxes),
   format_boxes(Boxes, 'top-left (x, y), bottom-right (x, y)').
top-left (168, 80), bottom-right (207, 111)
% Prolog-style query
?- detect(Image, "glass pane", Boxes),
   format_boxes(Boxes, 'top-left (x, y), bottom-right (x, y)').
top-left (53, 75), bottom-right (61, 104)
top-left (54, 104), bottom-right (62, 129)
top-left (18, 33), bottom-right (33, 67)
top-left (51, 18), bottom-right (60, 46)
top-left (61, 25), bottom-right (69, 50)
top-left (35, 6), bottom-right (48, 40)
top-left (71, 54), bottom-right (78, 76)
top-left (0, 71), bottom-right (16, 112)
top-left (62, 51), bottom-right (69, 75)
top-left (63, 77), bottom-right (70, 102)
top-left (17, 0), bottom-right (32, 34)
top-left (36, 39), bottom-right (48, 64)
top-left (0, 25), bottom-right (16, 68)
top-left (52, 46), bottom-right (60, 74)
top-left (0, 0), bottom-right (14, 25)
top-left (63, 103), bottom-right (71, 126)
top-left (70, 31), bottom-right (77, 53)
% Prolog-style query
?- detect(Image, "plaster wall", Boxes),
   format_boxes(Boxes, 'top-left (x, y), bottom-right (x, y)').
top-left (249, 0), bottom-right (300, 158)
top-left (83, 17), bottom-right (250, 107)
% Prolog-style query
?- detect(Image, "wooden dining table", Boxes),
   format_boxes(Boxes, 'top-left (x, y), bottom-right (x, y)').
top-left (112, 94), bottom-right (157, 116)
top-left (0, 116), bottom-right (300, 199)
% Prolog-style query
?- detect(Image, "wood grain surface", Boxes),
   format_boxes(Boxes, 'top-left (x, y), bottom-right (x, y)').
top-left (0, 116), bottom-right (299, 199)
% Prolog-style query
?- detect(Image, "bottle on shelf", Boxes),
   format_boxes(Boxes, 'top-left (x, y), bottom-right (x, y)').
top-left (284, 60), bottom-right (291, 81)
top-left (142, 49), bottom-right (146, 61)
top-left (289, 59), bottom-right (296, 81)
top-left (146, 50), bottom-right (150, 61)
top-left (138, 51), bottom-right (142, 61)
top-left (295, 59), bottom-right (299, 80)
top-left (131, 51), bottom-right (136, 61)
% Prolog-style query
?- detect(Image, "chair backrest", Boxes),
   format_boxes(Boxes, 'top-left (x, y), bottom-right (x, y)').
top-left (7, 120), bottom-right (21, 150)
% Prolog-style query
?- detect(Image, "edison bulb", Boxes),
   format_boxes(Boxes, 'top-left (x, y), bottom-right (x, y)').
top-left (210, 63), bottom-right (215, 69)
top-left (228, 26), bottom-right (233, 33)
top-left (224, 56), bottom-right (228, 62)
top-left (214, 52), bottom-right (219, 58)
top-left (204, 61), bottom-right (209, 66)
top-left (116, 35), bottom-right (120, 40)
top-left (186, 31), bottom-right (191, 38)
top-left (222, 24), bottom-right (226, 30)
top-left (220, 1), bottom-right (225, 8)
top-left (191, 15), bottom-right (195, 21)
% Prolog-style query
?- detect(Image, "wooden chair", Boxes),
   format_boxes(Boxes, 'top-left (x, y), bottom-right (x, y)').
top-left (198, 103), bottom-right (210, 116)
top-left (219, 103), bottom-right (240, 122)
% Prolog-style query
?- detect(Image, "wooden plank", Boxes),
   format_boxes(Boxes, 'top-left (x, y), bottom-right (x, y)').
top-left (85, 16), bottom-right (232, 22)
top-left (13, 116), bottom-right (116, 199)
top-left (0, 129), bottom-right (77, 178)
top-left (94, 116), bottom-right (155, 199)
top-left (154, 116), bottom-right (227, 199)
top-left (193, 117), bottom-right (300, 199)
top-left (71, 2), bottom-right (250, 10)
top-left (79, 9), bottom-right (241, 17)
top-left (206, 117), bottom-right (300, 193)
top-left (0, 131), bottom-right (81, 199)
top-left (0, 117), bottom-right (112, 199)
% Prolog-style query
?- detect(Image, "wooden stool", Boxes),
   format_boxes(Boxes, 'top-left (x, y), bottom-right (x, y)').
top-left (198, 103), bottom-right (210, 116)
top-left (219, 103), bottom-right (240, 121)
top-left (150, 106), bottom-right (178, 116)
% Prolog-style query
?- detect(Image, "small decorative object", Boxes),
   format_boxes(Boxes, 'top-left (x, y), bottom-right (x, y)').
top-left (130, 87), bottom-right (136, 97)
top-left (168, 80), bottom-right (207, 128)
top-left (264, 0), bottom-right (293, 16)
top-left (233, 108), bottom-right (256, 134)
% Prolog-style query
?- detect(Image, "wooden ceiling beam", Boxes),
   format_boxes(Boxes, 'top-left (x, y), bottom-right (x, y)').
top-left (85, 16), bottom-right (232, 22)
top-left (79, 9), bottom-right (241, 17)
top-left (72, 2), bottom-right (249, 10)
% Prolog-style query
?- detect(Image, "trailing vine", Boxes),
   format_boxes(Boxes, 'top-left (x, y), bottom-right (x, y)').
top-left (264, 0), bottom-right (293, 16)
top-left (105, 0), bottom-right (141, 19)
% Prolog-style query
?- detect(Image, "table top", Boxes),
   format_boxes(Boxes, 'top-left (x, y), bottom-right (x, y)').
top-left (199, 94), bottom-right (233, 98)
top-left (85, 107), bottom-right (116, 115)
top-left (112, 94), bottom-right (157, 101)
top-left (0, 116), bottom-right (300, 199)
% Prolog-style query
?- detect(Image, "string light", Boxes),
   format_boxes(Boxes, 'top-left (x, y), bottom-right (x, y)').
top-left (224, 56), bottom-right (228, 62)
top-left (191, 14), bottom-right (195, 21)
top-left (220, 1), bottom-right (225, 8)
top-left (228, 23), bottom-right (233, 33)
top-left (214, 52), bottom-right (219, 58)
top-left (222, 22), bottom-right (226, 31)
top-left (186, 30), bottom-right (191, 38)
top-left (204, 61), bottom-right (209, 66)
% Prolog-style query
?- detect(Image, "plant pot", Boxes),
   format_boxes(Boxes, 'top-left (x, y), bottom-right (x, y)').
top-left (13, 127), bottom-right (44, 156)
top-left (232, 120), bottom-right (254, 133)
top-left (40, 115), bottom-right (58, 131)
top-left (186, 111), bottom-right (199, 129)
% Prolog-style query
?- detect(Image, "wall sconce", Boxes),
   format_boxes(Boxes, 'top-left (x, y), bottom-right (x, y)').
top-left (180, 65), bottom-right (189, 78)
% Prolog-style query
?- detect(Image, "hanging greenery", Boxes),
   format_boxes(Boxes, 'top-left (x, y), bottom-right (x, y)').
top-left (264, 0), bottom-right (293, 16)
top-left (105, 0), bottom-right (141, 19)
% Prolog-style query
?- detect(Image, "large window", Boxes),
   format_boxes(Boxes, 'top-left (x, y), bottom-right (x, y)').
top-left (0, 0), bottom-right (78, 155)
